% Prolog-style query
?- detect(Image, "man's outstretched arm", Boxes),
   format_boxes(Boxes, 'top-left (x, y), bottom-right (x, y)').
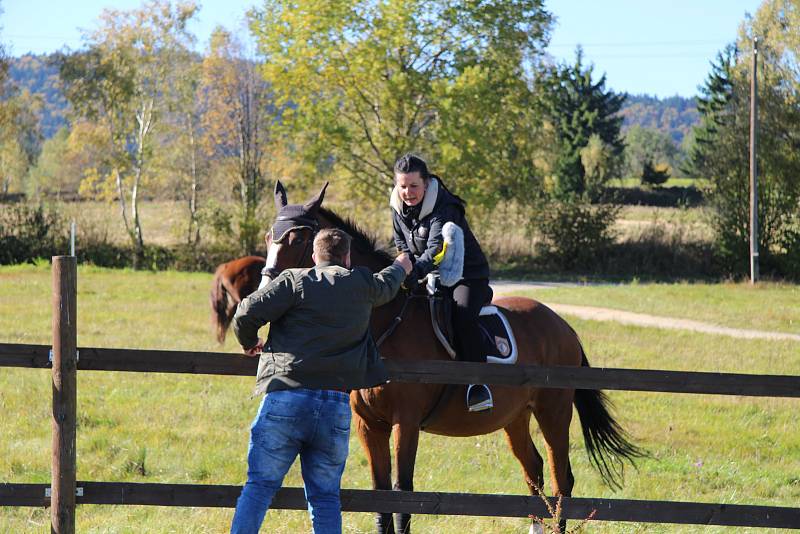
top-left (233, 271), bottom-right (297, 353)
top-left (369, 253), bottom-right (413, 307)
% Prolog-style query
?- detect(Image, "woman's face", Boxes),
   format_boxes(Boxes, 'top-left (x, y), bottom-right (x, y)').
top-left (395, 171), bottom-right (427, 207)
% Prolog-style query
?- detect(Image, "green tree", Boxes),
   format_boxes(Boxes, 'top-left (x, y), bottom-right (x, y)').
top-left (200, 27), bottom-right (273, 254)
top-left (0, 6), bottom-right (43, 197)
top-left (28, 122), bottom-right (113, 199)
top-left (26, 127), bottom-right (71, 198)
top-left (542, 47), bottom-right (626, 199)
top-left (175, 55), bottom-right (204, 247)
top-left (57, 0), bottom-right (198, 266)
top-left (580, 133), bottom-right (620, 193)
top-left (689, 40), bottom-right (800, 276)
top-left (623, 125), bottom-right (679, 178)
top-left (146, 44), bottom-right (206, 247)
top-left (250, 0), bottom-right (553, 205)
top-left (0, 89), bottom-right (43, 196)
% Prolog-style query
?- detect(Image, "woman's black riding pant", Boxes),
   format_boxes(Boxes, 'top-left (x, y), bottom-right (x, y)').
top-left (449, 278), bottom-right (491, 363)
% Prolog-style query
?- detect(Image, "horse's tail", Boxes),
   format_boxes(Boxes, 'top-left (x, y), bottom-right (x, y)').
top-left (574, 344), bottom-right (645, 489)
top-left (210, 264), bottom-right (233, 344)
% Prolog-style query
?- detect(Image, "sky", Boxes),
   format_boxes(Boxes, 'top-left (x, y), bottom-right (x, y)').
top-left (1, 0), bottom-right (763, 98)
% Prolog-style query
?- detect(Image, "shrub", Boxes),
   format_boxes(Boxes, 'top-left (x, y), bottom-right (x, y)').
top-left (606, 223), bottom-right (718, 279)
top-left (0, 204), bottom-right (66, 263)
top-left (531, 201), bottom-right (620, 271)
top-left (599, 186), bottom-right (704, 207)
top-left (640, 159), bottom-right (670, 186)
top-left (171, 242), bottom-right (243, 272)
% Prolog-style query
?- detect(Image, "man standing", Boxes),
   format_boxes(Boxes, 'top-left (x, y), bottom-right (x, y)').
top-left (230, 228), bottom-right (412, 534)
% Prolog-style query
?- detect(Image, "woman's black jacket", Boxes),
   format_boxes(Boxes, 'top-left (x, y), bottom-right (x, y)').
top-left (391, 178), bottom-right (490, 281)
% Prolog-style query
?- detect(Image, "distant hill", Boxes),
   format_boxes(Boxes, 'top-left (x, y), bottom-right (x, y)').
top-left (619, 94), bottom-right (699, 146)
top-left (8, 53), bottom-right (68, 138)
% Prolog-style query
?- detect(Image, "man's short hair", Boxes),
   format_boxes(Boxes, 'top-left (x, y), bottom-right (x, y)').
top-left (313, 228), bottom-right (352, 264)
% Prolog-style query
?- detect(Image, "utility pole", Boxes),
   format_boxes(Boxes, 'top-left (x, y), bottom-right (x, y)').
top-left (749, 37), bottom-right (759, 284)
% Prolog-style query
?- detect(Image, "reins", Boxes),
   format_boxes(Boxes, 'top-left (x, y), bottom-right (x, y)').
top-left (375, 291), bottom-right (421, 347)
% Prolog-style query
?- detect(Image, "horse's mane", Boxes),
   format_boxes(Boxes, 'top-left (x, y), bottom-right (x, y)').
top-left (319, 207), bottom-right (394, 268)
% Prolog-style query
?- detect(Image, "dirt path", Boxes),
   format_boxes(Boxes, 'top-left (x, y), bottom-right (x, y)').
top-left (490, 281), bottom-right (800, 342)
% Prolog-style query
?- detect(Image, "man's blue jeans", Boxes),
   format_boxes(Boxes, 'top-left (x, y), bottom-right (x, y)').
top-left (230, 388), bottom-right (351, 534)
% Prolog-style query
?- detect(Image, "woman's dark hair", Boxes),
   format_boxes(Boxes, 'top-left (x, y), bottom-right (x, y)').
top-left (393, 153), bottom-right (466, 205)
top-left (394, 153), bottom-right (430, 181)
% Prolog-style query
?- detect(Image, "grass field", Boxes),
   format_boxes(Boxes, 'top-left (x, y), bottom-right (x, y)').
top-left (614, 205), bottom-right (713, 243)
top-left (518, 281), bottom-right (800, 335)
top-left (1, 264), bottom-right (798, 533)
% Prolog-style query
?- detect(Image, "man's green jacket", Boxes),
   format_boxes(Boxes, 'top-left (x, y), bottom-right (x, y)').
top-left (233, 261), bottom-right (405, 396)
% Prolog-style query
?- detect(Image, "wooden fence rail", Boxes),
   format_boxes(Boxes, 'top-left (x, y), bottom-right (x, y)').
top-left (3, 482), bottom-right (800, 529)
top-left (2, 257), bottom-right (800, 531)
top-left (2, 343), bottom-right (800, 397)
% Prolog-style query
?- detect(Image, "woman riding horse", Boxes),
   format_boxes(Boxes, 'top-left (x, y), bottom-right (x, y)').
top-left (391, 154), bottom-right (493, 412)
top-left (212, 181), bottom-right (643, 534)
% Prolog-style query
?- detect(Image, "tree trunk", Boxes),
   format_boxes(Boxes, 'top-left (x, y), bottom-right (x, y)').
top-left (131, 98), bottom-right (153, 268)
top-left (186, 114), bottom-right (199, 246)
top-left (115, 168), bottom-right (134, 242)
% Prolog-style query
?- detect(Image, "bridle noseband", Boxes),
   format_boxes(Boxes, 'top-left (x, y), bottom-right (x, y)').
top-left (262, 217), bottom-right (319, 281)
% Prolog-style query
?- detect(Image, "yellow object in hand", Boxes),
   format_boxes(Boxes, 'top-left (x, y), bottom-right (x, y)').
top-left (433, 241), bottom-right (448, 266)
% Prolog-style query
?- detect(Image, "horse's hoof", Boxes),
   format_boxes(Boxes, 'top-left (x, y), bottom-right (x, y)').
top-left (529, 523), bottom-right (544, 534)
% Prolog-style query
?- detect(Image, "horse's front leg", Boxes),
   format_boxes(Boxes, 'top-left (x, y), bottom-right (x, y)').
top-left (354, 413), bottom-right (395, 534)
top-left (392, 421), bottom-right (420, 534)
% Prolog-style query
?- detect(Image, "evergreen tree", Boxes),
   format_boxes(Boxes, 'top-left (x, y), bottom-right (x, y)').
top-left (543, 48), bottom-right (626, 199)
top-left (689, 42), bottom-right (800, 276)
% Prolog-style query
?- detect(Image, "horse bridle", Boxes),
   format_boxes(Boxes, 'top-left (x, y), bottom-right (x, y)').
top-left (262, 217), bottom-right (319, 281)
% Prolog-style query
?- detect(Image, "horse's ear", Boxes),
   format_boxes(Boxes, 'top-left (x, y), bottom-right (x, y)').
top-left (304, 181), bottom-right (328, 215)
top-left (274, 181), bottom-right (288, 210)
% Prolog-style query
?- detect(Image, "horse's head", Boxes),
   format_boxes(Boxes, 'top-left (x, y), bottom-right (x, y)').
top-left (262, 180), bottom-right (329, 280)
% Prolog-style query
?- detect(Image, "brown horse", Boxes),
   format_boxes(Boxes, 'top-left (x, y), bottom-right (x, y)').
top-left (212, 182), bottom-right (642, 534)
top-left (211, 256), bottom-right (265, 343)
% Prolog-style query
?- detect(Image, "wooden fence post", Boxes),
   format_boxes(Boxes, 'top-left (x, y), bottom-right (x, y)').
top-left (52, 256), bottom-right (77, 534)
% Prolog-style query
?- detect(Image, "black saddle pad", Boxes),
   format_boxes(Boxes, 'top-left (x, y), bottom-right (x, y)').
top-left (478, 307), bottom-right (514, 360)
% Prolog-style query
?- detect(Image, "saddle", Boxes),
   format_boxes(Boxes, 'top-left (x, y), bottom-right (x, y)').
top-left (425, 274), bottom-right (517, 364)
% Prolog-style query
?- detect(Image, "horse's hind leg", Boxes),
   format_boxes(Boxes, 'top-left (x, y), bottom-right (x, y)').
top-left (392, 422), bottom-right (420, 534)
top-left (533, 389), bottom-right (576, 532)
top-left (355, 415), bottom-right (395, 534)
top-left (503, 411), bottom-right (545, 533)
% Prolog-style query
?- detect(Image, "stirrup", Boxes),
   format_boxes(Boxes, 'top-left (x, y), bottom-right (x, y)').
top-left (466, 384), bottom-right (493, 413)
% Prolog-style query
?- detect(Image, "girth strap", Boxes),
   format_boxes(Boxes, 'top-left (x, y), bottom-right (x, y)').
top-left (419, 383), bottom-right (458, 430)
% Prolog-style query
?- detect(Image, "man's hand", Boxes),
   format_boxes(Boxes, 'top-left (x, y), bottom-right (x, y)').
top-left (242, 338), bottom-right (264, 357)
top-left (403, 270), bottom-right (420, 291)
top-left (394, 252), bottom-right (413, 275)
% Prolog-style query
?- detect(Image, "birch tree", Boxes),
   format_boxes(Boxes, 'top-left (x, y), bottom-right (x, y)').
top-left (58, 0), bottom-right (198, 265)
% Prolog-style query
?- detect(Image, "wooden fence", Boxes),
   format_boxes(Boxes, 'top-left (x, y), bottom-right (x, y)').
top-left (1, 257), bottom-right (799, 532)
